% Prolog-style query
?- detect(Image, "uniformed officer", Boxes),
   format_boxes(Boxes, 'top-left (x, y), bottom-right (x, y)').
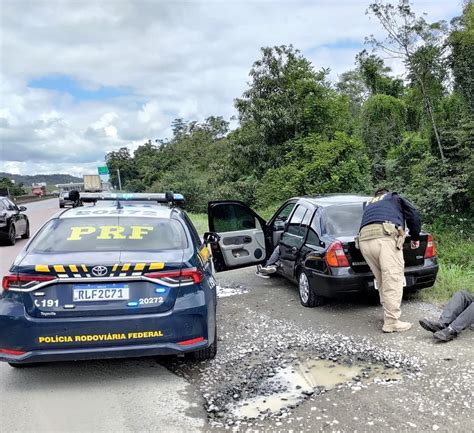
top-left (358, 188), bottom-right (421, 333)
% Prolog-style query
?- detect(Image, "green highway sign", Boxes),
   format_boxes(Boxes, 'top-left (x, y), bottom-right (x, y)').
top-left (98, 166), bottom-right (109, 175)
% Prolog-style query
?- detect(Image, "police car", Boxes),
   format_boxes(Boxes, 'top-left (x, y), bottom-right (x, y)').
top-left (0, 193), bottom-right (217, 367)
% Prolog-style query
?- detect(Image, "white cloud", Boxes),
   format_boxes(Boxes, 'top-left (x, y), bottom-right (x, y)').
top-left (0, 0), bottom-right (460, 175)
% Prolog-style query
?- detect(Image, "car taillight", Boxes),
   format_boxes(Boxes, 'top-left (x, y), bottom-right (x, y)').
top-left (325, 241), bottom-right (350, 267)
top-left (0, 348), bottom-right (26, 356)
top-left (2, 274), bottom-right (56, 291)
top-left (424, 234), bottom-right (436, 258)
top-left (144, 268), bottom-right (204, 285)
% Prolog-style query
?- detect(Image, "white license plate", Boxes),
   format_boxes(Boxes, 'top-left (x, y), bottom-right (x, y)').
top-left (373, 277), bottom-right (406, 291)
top-left (73, 287), bottom-right (130, 302)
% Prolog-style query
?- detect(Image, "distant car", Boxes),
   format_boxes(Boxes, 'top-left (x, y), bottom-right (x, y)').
top-left (0, 193), bottom-right (217, 367)
top-left (59, 191), bottom-right (74, 208)
top-left (0, 196), bottom-right (29, 245)
top-left (206, 195), bottom-right (438, 307)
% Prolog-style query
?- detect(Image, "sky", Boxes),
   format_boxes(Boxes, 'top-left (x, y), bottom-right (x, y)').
top-left (0, 0), bottom-right (462, 177)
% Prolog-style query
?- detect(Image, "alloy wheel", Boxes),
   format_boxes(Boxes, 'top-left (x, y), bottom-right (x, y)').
top-left (299, 272), bottom-right (310, 304)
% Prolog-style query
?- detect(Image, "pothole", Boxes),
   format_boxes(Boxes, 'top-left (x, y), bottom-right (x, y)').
top-left (212, 355), bottom-right (402, 422)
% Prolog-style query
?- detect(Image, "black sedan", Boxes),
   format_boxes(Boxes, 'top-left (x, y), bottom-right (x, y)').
top-left (206, 195), bottom-right (438, 307)
top-left (0, 196), bottom-right (29, 245)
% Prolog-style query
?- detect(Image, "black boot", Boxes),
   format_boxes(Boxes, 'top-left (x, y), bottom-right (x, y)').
top-left (419, 318), bottom-right (445, 333)
top-left (433, 327), bottom-right (457, 342)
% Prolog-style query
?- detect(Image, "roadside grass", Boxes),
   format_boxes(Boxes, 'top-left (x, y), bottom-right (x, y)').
top-left (188, 210), bottom-right (473, 303)
top-left (188, 212), bottom-right (208, 236)
top-left (416, 222), bottom-right (474, 303)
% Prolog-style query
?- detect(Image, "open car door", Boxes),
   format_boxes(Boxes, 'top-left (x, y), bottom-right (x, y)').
top-left (207, 200), bottom-right (268, 272)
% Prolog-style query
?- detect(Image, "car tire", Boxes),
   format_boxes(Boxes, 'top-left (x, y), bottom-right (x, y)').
top-left (8, 362), bottom-right (36, 368)
top-left (298, 269), bottom-right (325, 307)
top-left (7, 224), bottom-right (16, 246)
top-left (21, 222), bottom-right (30, 239)
top-left (190, 324), bottom-right (217, 361)
top-left (59, 204), bottom-right (65, 208)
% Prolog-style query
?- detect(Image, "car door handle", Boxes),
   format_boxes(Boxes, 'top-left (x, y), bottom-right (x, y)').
top-left (243, 236), bottom-right (252, 243)
top-left (291, 247), bottom-right (298, 254)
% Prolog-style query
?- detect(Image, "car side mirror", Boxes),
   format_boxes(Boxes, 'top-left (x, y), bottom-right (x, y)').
top-left (273, 219), bottom-right (286, 231)
top-left (204, 232), bottom-right (221, 245)
top-left (19, 206), bottom-right (27, 212)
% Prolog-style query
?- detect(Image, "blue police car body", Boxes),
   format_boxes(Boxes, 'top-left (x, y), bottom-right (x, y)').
top-left (0, 194), bottom-right (217, 366)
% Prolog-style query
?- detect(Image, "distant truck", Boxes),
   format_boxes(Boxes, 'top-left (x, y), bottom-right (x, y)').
top-left (83, 175), bottom-right (102, 192)
top-left (31, 183), bottom-right (47, 197)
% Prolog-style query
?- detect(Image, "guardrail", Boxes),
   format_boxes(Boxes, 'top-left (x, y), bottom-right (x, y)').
top-left (13, 194), bottom-right (56, 204)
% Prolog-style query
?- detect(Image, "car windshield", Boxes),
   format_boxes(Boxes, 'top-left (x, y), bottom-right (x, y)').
top-left (323, 204), bottom-right (364, 236)
top-left (28, 216), bottom-right (187, 253)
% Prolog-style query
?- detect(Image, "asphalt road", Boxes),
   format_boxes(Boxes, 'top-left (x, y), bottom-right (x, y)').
top-left (0, 199), bottom-right (206, 432)
top-left (1, 199), bottom-right (472, 432)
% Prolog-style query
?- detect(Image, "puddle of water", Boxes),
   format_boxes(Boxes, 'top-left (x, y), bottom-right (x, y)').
top-left (232, 358), bottom-right (401, 419)
top-left (217, 285), bottom-right (248, 298)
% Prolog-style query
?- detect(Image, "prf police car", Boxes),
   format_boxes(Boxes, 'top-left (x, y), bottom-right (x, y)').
top-left (0, 193), bottom-right (217, 367)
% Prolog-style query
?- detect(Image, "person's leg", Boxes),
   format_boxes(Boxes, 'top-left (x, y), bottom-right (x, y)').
top-left (359, 238), bottom-right (383, 304)
top-left (266, 245), bottom-right (281, 267)
top-left (448, 301), bottom-right (474, 334)
top-left (378, 237), bottom-right (410, 331)
top-left (439, 291), bottom-right (474, 326)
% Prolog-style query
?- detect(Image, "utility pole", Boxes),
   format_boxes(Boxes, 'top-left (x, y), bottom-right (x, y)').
top-left (117, 168), bottom-right (122, 191)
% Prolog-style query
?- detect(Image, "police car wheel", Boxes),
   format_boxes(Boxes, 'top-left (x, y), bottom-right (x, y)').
top-left (298, 269), bottom-right (325, 308)
top-left (190, 324), bottom-right (217, 361)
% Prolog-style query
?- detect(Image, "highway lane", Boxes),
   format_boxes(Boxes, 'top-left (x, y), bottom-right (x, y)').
top-left (0, 198), bottom-right (206, 432)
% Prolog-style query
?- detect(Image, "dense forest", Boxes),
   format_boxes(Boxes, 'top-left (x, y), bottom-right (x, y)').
top-left (105, 1), bottom-right (473, 225)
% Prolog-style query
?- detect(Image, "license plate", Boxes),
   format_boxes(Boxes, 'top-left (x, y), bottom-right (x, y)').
top-left (73, 285), bottom-right (130, 302)
top-left (373, 277), bottom-right (406, 291)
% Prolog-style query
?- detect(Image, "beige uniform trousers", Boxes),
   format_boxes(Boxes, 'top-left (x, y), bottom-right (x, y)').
top-left (359, 236), bottom-right (404, 324)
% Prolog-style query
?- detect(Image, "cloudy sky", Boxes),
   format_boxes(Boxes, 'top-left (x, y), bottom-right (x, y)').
top-left (0, 0), bottom-right (461, 176)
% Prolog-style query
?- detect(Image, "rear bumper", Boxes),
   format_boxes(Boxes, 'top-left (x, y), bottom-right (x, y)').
top-left (308, 261), bottom-right (438, 298)
top-left (0, 339), bottom-right (209, 364)
top-left (0, 294), bottom-right (216, 364)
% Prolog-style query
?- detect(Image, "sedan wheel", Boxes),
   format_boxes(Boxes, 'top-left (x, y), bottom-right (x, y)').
top-left (298, 270), bottom-right (325, 308)
top-left (7, 224), bottom-right (16, 245)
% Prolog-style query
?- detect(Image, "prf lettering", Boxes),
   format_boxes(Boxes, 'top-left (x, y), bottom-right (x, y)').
top-left (67, 226), bottom-right (154, 241)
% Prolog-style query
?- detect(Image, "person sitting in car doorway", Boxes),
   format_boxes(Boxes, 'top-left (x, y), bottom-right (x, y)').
top-left (419, 291), bottom-right (473, 342)
top-left (256, 245), bottom-right (281, 278)
top-left (357, 187), bottom-right (421, 333)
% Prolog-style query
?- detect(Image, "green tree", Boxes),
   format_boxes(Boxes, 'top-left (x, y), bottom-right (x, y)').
top-left (367, 0), bottom-right (448, 161)
top-left (0, 177), bottom-right (25, 196)
top-left (256, 132), bottom-right (371, 208)
top-left (449, 1), bottom-right (474, 115)
top-left (105, 147), bottom-right (138, 190)
top-left (360, 94), bottom-right (406, 181)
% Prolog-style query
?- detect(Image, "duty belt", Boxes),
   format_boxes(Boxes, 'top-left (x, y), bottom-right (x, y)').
top-left (357, 222), bottom-right (405, 250)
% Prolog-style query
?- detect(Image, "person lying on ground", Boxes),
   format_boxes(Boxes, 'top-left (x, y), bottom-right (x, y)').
top-left (419, 290), bottom-right (473, 342)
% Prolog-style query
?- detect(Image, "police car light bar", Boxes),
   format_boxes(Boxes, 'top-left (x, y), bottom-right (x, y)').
top-left (79, 192), bottom-right (184, 204)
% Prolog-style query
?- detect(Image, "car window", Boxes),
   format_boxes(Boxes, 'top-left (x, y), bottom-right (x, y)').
top-left (28, 217), bottom-right (188, 253)
top-left (323, 204), bottom-right (364, 236)
top-left (182, 213), bottom-right (202, 247)
top-left (274, 202), bottom-right (296, 222)
top-left (286, 205), bottom-right (308, 237)
top-left (213, 203), bottom-right (257, 232)
top-left (0, 200), bottom-right (7, 210)
top-left (306, 218), bottom-right (321, 246)
top-left (5, 198), bottom-right (16, 210)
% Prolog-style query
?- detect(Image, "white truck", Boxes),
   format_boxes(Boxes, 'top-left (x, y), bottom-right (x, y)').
top-left (83, 175), bottom-right (102, 192)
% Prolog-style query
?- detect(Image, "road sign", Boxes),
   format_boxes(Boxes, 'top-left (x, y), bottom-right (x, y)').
top-left (98, 166), bottom-right (109, 175)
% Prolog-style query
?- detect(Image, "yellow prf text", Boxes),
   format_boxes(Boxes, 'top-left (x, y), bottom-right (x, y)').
top-left (67, 225), bottom-right (154, 241)
top-left (38, 330), bottom-right (164, 344)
